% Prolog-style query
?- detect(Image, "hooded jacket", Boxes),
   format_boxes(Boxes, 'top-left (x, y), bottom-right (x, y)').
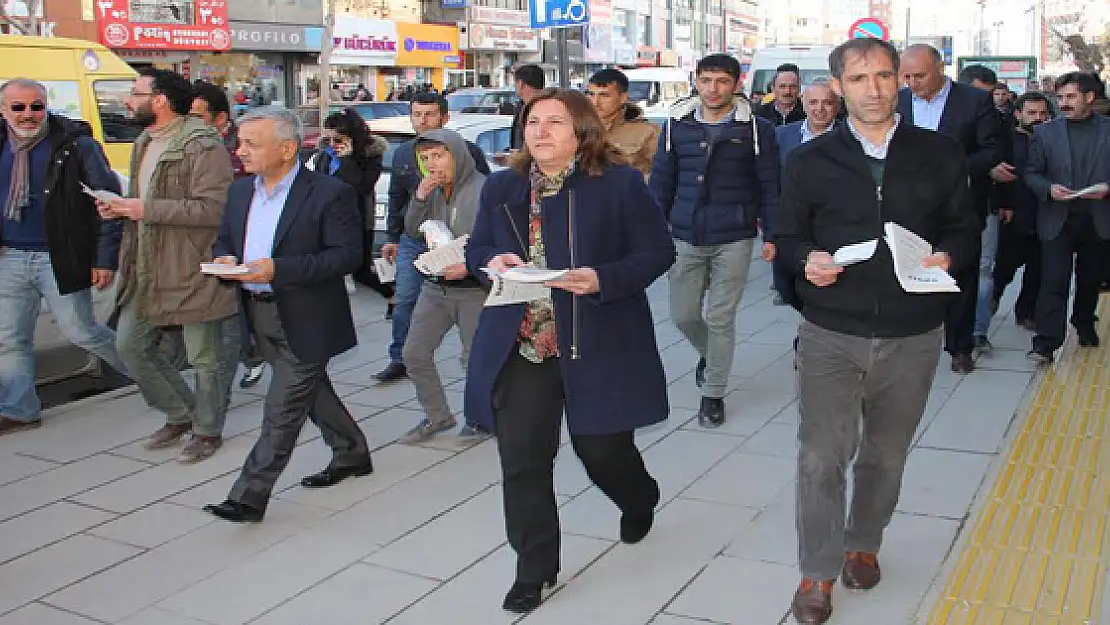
top-left (404, 129), bottom-right (487, 286)
top-left (605, 103), bottom-right (660, 179)
top-left (649, 94), bottom-right (780, 246)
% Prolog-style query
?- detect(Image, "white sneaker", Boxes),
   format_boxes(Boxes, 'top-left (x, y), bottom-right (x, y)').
top-left (344, 275), bottom-right (357, 295)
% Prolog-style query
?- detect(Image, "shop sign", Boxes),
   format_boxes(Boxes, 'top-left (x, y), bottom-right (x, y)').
top-left (466, 23), bottom-right (539, 52)
top-left (95, 0), bottom-right (232, 51)
top-left (229, 22), bottom-right (323, 52)
top-left (442, 0), bottom-right (467, 8)
top-left (331, 17), bottom-right (398, 66)
top-left (469, 6), bottom-right (531, 26)
top-left (395, 23), bottom-right (460, 67)
top-left (636, 46), bottom-right (659, 66)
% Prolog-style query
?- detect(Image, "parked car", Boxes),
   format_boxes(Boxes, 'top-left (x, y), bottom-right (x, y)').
top-left (458, 89), bottom-right (519, 114)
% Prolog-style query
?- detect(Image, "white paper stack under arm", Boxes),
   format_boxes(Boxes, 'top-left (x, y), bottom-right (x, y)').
top-left (373, 258), bottom-right (397, 283)
top-left (413, 235), bottom-right (468, 276)
top-left (883, 222), bottom-right (960, 293)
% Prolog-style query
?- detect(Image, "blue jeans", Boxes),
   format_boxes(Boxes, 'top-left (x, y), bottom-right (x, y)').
top-left (0, 249), bottom-right (129, 422)
top-left (116, 301), bottom-right (240, 437)
top-left (388, 234), bottom-right (427, 363)
top-left (973, 214), bottom-right (1000, 338)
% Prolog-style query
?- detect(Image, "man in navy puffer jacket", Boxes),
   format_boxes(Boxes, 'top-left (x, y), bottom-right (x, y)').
top-left (649, 54), bottom-right (780, 428)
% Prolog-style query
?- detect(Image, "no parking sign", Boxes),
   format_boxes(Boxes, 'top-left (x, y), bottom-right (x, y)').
top-left (848, 17), bottom-right (890, 41)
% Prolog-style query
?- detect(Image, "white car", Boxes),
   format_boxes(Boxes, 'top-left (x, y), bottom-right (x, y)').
top-left (365, 114), bottom-right (513, 251)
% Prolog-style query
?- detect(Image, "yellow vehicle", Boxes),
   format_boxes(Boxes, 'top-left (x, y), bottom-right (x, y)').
top-left (0, 35), bottom-right (138, 176)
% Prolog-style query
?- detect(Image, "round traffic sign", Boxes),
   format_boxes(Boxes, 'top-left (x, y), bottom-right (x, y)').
top-left (849, 18), bottom-right (890, 41)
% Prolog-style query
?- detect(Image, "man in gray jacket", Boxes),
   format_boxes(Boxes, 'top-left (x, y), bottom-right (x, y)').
top-left (399, 129), bottom-right (489, 442)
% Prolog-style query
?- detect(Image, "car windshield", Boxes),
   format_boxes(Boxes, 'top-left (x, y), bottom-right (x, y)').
top-left (750, 69), bottom-right (832, 94)
top-left (448, 92), bottom-right (485, 111)
top-left (343, 102), bottom-right (410, 121)
top-left (94, 80), bottom-right (143, 143)
top-left (627, 81), bottom-right (653, 103)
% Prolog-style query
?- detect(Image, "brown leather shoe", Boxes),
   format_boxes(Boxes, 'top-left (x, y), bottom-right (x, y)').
top-left (791, 578), bottom-right (834, 624)
top-left (841, 551), bottom-right (881, 590)
top-left (951, 353), bottom-right (975, 374)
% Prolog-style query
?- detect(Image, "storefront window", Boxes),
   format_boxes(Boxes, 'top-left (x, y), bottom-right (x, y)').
top-left (93, 80), bottom-right (143, 143)
top-left (198, 53), bottom-right (286, 110)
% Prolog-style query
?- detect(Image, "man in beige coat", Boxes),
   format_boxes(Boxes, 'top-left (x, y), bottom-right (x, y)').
top-left (587, 68), bottom-right (661, 180)
top-left (98, 69), bottom-right (239, 464)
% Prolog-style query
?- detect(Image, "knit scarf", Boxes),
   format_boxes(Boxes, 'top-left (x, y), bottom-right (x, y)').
top-left (4, 121), bottom-right (49, 222)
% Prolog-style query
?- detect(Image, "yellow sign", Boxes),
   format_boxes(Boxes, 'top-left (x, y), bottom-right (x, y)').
top-left (394, 23), bottom-right (460, 68)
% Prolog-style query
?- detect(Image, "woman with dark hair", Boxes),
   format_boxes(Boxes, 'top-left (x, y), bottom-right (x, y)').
top-left (309, 107), bottom-right (392, 305)
top-left (464, 88), bottom-right (676, 613)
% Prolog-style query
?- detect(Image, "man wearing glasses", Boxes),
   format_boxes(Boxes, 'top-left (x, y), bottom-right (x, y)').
top-left (97, 68), bottom-right (239, 464)
top-left (0, 78), bottom-right (129, 436)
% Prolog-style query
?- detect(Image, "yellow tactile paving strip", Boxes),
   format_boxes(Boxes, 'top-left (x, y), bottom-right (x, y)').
top-left (929, 298), bottom-right (1110, 625)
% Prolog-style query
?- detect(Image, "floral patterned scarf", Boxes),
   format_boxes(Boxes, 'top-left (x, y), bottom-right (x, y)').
top-left (517, 160), bottom-right (574, 363)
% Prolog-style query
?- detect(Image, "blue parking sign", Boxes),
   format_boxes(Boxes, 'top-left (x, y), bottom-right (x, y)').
top-left (529, 0), bottom-right (589, 29)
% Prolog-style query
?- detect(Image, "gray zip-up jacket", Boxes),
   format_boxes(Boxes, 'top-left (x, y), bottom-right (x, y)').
top-left (403, 129), bottom-right (486, 240)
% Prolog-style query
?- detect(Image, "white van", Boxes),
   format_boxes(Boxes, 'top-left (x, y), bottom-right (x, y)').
top-left (744, 45), bottom-right (835, 97)
top-left (622, 68), bottom-right (693, 115)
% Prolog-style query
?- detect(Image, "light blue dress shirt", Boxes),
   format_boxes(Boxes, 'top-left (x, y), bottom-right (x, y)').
top-left (242, 162), bottom-right (299, 293)
top-left (911, 77), bottom-right (952, 132)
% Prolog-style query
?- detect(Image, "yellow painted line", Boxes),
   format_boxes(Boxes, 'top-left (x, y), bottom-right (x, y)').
top-left (928, 297), bottom-right (1110, 625)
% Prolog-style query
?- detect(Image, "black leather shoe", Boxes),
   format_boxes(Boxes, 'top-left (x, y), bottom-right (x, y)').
top-left (300, 461), bottom-right (374, 488)
top-left (697, 397), bottom-right (725, 428)
top-left (620, 480), bottom-right (660, 544)
top-left (502, 579), bottom-right (556, 613)
top-left (694, 357), bottom-right (707, 387)
top-left (1077, 326), bottom-right (1101, 347)
top-left (372, 361), bottom-right (407, 383)
top-left (950, 353), bottom-right (975, 374)
top-left (203, 500), bottom-right (264, 523)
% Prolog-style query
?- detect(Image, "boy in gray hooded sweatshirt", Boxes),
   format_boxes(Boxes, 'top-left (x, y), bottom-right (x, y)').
top-left (400, 129), bottom-right (490, 441)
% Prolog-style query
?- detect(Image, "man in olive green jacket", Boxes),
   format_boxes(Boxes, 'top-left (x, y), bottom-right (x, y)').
top-left (99, 69), bottom-right (239, 464)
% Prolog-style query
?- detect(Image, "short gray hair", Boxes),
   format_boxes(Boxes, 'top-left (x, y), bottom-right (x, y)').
top-left (238, 105), bottom-right (304, 146)
top-left (0, 78), bottom-right (48, 102)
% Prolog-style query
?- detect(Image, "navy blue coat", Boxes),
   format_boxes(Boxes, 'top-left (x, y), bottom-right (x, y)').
top-left (213, 169), bottom-right (363, 364)
top-left (464, 164), bottom-right (676, 435)
top-left (649, 111), bottom-right (780, 245)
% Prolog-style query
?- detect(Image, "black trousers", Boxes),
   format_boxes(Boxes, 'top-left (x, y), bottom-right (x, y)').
top-left (992, 226), bottom-right (1041, 322)
top-left (1033, 212), bottom-right (1106, 353)
top-left (228, 298), bottom-right (371, 512)
top-left (945, 234), bottom-right (982, 356)
top-left (493, 352), bottom-right (659, 584)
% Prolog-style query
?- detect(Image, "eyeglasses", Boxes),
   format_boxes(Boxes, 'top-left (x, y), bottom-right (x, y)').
top-left (9, 102), bottom-right (46, 112)
top-left (130, 91), bottom-right (155, 97)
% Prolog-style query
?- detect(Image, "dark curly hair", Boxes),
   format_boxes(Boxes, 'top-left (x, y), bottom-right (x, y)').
top-left (323, 107), bottom-right (373, 157)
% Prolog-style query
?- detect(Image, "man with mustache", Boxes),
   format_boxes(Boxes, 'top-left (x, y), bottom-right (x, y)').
top-left (991, 92), bottom-right (1053, 330)
top-left (0, 78), bottom-right (129, 435)
top-left (101, 69), bottom-right (239, 464)
top-left (1025, 72), bottom-right (1110, 363)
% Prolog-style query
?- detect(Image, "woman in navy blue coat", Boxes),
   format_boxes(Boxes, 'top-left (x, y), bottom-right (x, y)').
top-left (464, 88), bottom-right (676, 614)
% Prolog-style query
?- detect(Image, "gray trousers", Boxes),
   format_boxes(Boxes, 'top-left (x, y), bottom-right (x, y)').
top-left (228, 298), bottom-right (370, 512)
top-left (795, 320), bottom-right (942, 580)
top-left (402, 284), bottom-right (485, 426)
top-left (668, 239), bottom-right (754, 397)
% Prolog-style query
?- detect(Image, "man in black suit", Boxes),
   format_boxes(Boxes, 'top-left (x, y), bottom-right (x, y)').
top-left (898, 44), bottom-right (1005, 374)
top-left (1025, 72), bottom-right (1110, 364)
top-left (202, 106), bottom-right (373, 523)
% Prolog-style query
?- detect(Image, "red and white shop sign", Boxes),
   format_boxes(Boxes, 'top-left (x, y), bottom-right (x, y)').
top-left (96, 0), bottom-right (232, 51)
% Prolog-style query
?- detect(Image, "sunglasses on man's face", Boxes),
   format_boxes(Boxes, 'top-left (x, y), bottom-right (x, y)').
top-left (9, 102), bottom-right (46, 113)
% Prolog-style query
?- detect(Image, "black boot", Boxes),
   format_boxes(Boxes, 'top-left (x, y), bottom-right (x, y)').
top-left (502, 579), bottom-right (556, 613)
top-left (697, 397), bottom-right (725, 428)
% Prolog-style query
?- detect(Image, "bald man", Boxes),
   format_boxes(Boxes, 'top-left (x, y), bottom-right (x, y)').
top-left (897, 44), bottom-right (1005, 375)
top-left (772, 82), bottom-right (841, 311)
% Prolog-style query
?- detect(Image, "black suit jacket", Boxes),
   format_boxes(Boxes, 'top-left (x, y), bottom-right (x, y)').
top-left (898, 81), bottom-right (1005, 225)
top-left (1025, 115), bottom-right (1110, 241)
top-left (213, 167), bottom-right (363, 363)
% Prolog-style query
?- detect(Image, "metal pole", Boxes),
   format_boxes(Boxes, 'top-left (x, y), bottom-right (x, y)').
top-left (556, 27), bottom-right (570, 88)
top-left (905, 6), bottom-right (910, 47)
top-left (319, 0), bottom-right (338, 128)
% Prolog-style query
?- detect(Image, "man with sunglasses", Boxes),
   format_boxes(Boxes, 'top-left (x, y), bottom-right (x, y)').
top-left (99, 68), bottom-right (240, 464)
top-left (0, 78), bottom-right (129, 436)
